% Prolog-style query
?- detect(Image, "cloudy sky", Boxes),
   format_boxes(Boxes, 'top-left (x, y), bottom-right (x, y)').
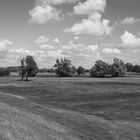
top-left (0, 0), bottom-right (140, 68)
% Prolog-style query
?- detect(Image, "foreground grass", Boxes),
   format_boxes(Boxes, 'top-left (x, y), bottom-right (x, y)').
top-left (0, 74), bottom-right (140, 139)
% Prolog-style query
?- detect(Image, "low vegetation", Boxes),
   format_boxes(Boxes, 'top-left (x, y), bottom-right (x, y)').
top-left (0, 67), bottom-right (11, 77)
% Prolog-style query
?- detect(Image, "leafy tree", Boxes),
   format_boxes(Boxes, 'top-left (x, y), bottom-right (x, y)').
top-left (132, 65), bottom-right (140, 72)
top-left (54, 58), bottom-right (74, 77)
top-left (111, 58), bottom-right (126, 77)
top-left (77, 66), bottom-right (86, 76)
top-left (90, 60), bottom-right (111, 78)
top-left (20, 55), bottom-right (38, 80)
top-left (125, 63), bottom-right (133, 72)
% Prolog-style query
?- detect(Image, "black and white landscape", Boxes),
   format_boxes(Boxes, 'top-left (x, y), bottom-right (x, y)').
top-left (0, 0), bottom-right (140, 139)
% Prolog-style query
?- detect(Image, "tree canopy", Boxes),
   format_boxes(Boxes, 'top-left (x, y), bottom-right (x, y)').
top-left (20, 55), bottom-right (38, 80)
top-left (90, 58), bottom-right (126, 78)
top-left (90, 60), bottom-right (111, 78)
top-left (54, 58), bottom-right (74, 77)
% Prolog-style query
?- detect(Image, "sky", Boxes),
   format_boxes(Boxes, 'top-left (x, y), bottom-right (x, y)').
top-left (0, 0), bottom-right (140, 68)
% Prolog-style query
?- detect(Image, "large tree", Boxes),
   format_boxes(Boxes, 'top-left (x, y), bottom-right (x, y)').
top-left (54, 58), bottom-right (74, 77)
top-left (125, 63), bottom-right (133, 72)
top-left (20, 55), bottom-right (38, 80)
top-left (132, 65), bottom-right (140, 72)
top-left (90, 60), bottom-right (111, 78)
top-left (77, 66), bottom-right (86, 76)
top-left (111, 58), bottom-right (126, 77)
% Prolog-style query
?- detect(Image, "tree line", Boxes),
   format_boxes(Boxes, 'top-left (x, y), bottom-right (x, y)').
top-left (0, 55), bottom-right (140, 79)
top-left (53, 58), bottom-right (126, 78)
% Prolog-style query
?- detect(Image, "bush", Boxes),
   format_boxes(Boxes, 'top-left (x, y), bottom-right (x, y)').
top-left (0, 68), bottom-right (11, 77)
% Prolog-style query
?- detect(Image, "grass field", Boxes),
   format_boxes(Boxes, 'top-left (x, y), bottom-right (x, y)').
top-left (0, 73), bottom-right (140, 140)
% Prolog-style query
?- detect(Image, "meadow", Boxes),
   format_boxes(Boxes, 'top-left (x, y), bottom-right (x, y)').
top-left (0, 73), bottom-right (140, 140)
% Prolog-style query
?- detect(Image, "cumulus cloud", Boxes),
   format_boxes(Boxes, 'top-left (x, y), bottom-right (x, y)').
top-left (35, 36), bottom-right (49, 44)
top-left (0, 40), bottom-right (13, 47)
top-left (0, 39), bottom-right (102, 68)
top-left (121, 17), bottom-right (140, 24)
top-left (120, 31), bottom-right (140, 48)
top-left (74, 0), bottom-right (106, 15)
top-left (39, 44), bottom-right (55, 49)
top-left (29, 3), bottom-right (63, 24)
top-left (102, 48), bottom-right (121, 54)
top-left (53, 38), bottom-right (60, 43)
top-left (47, 50), bottom-right (63, 58)
top-left (0, 40), bottom-right (13, 58)
top-left (62, 42), bottom-right (101, 67)
top-left (64, 12), bottom-right (112, 36)
top-left (29, 0), bottom-right (81, 24)
top-left (74, 36), bottom-right (79, 40)
top-left (9, 48), bottom-right (35, 57)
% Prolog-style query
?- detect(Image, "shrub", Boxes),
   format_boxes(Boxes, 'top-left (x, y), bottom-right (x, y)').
top-left (0, 68), bottom-right (11, 77)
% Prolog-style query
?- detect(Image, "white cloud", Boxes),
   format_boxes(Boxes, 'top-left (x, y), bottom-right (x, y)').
top-left (35, 36), bottom-right (49, 44)
top-left (88, 44), bottom-right (99, 51)
top-left (102, 48), bottom-right (121, 54)
top-left (62, 41), bottom-right (79, 49)
top-left (120, 31), bottom-right (140, 48)
top-left (39, 44), bottom-right (55, 49)
top-left (53, 38), bottom-right (60, 43)
top-left (62, 42), bottom-right (101, 67)
top-left (9, 48), bottom-right (33, 56)
top-left (37, 0), bottom-right (80, 5)
top-left (64, 12), bottom-right (112, 36)
top-left (47, 50), bottom-right (63, 58)
top-left (74, 0), bottom-right (106, 15)
top-left (74, 36), bottom-right (79, 40)
top-left (0, 40), bottom-right (13, 47)
top-left (29, 3), bottom-right (63, 24)
top-left (121, 17), bottom-right (140, 24)
top-left (0, 40), bottom-right (13, 58)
